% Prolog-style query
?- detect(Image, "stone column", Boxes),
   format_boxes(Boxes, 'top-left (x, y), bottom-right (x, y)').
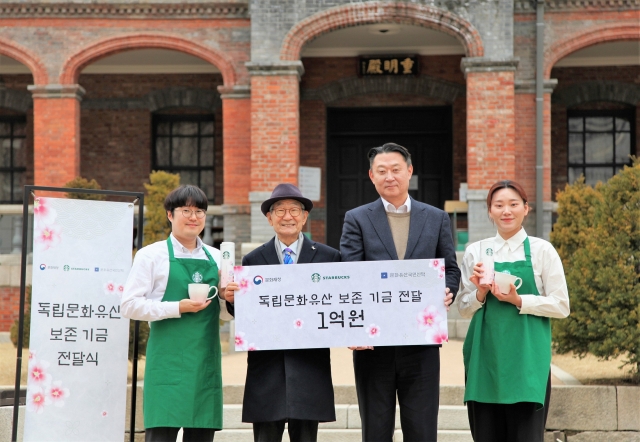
top-left (28, 85), bottom-right (85, 187)
top-left (514, 79), bottom-right (558, 240)
top-left (219, 85), bottom-right (252, 260)
top-left (246, 61), bottom-right (304, 244)
top-left (461, 58), bottom-right (519, 243)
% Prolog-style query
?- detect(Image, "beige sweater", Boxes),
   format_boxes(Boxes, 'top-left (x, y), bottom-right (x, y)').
top-left (386, 212), bottom-right (411, 260)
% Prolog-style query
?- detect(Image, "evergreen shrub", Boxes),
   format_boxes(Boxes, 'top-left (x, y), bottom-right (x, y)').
top-left (551, 162), bottom-right (640, 380)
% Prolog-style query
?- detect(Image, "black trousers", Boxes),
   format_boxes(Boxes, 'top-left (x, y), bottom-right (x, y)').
top-left (353, 346), bottom-right (440, 442)
top-left (145, 427), bottom-right (215, 442)
top-left (467, 372), bottom-right (552, 442)
top-left (253, 419), bottom-right (319, 442)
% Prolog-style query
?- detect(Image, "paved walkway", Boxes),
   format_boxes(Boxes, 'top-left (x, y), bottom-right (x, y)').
top-left (221, 339), bottom-right (565, 386)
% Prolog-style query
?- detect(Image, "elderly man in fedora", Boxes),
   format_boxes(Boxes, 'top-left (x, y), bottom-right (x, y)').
top-left (224, 183), bottom-right (340, 442)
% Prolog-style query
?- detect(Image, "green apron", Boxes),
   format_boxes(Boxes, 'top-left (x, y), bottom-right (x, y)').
top-left (463, 237), bottom-right (550, 409)
top-left (144, 238), bottom-right (222, 429)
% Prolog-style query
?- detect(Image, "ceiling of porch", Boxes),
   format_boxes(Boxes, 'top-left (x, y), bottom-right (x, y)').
top-left (300, 24), bottom-right (465, 57)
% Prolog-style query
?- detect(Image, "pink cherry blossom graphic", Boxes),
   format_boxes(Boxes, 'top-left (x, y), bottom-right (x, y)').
top-left (432, 259), bottom-right (440, 268)
top-left (366, 324), bottom-right (381, 338)
top-left (426, 321), bottom-right (449, 344)
top-left (417, 305), bottom-right (443, 331)
top-left (28, 349), bottom-right (36, 364)
top-left (34, 224), bottom-right (62, 251)
top-left (293, 319), bottom-right (303, 329)
top-left (102, 411), bottom-right (108, 417)
top-left (440, 265), bottom-right (445, 272)
top-left (33, 198), bottom-right (57, 226)
top-left (28, 360), bottom-right (52, 386)
top-left (232, 266), bottom-right (254, 295)
top-left (103, 281), bottom-right (116, 295)
top-left (235, 332), bottom-right (248, 351)
top-left (46, 381), bottom-right (70, 407)
top-left (27, 387), bottom-right (51, 414)
top-left (117, 285), bottom-right (125, 295)
top-left (247, 344), bottom-right (259, 351)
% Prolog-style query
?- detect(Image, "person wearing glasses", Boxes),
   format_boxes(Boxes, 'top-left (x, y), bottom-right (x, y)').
top-left (224, 183), bottom-right (340, 442)
top-left (121, 184), bottom-right (232, 442)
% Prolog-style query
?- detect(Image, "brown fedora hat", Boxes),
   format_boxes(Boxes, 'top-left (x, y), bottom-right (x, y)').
top-left (260, 183), bottom-right (313, 216)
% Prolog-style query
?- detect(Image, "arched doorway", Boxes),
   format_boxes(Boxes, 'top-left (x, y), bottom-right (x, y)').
top-left (297, 22), bottom-right (467, 247)
top-left (549, 38), bottom-right (639, 197)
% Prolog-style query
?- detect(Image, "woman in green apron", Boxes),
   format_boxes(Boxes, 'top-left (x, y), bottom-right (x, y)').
top-left (121, 185), bottom-right (233, 442)
top-left (457, 180), bottom-right (570, 442)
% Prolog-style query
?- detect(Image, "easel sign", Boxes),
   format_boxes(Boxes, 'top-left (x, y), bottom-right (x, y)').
top-left (11, 187), bottom-right (144, 442)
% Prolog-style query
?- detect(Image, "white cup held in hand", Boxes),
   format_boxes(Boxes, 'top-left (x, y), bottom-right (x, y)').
top-left (494, 271), bottom-right (523, 294)
top-left (188, 283), bottom-right (219, 302)
top-left (479, 240), bottom-right (495, 285)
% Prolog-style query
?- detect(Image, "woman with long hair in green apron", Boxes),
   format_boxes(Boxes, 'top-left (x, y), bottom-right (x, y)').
top-left (457, 180), bottom-right (570, 442)
top-left (122, 185), bottom-right (233, 442)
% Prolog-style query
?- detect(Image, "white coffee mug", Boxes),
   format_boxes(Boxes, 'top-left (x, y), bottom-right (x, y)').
top-left (493, 271), bottom-right (523, 294)
top-left (188, 283), bottom-right (219, 302)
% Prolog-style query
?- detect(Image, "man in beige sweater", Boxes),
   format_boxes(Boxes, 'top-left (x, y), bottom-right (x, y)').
top-left (340, 142), bottom-right (461, 442)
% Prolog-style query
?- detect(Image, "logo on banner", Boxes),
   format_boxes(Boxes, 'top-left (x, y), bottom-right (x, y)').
top-left (222, 251), bottom-right (230, 259)
top-left (311, 273), bottom-right (321, 283)
top-left (192, 272), bottom-right (203, 283)
top-left (381, 272), bottom-right (388, 279)
top-left (63, 265), bottom-right (70, 271)
top-left (94, 267), bottom-right (99, 272)
top-left (40, 264), bottom-right (46, 270)
top-left (253, 275), bottom-right (263, 285)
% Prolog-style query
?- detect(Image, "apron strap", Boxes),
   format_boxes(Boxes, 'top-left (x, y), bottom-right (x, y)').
top-left (167, 236), bottom-right (175, 260)
top-left (523, 236), bottom-right (532, 261)
top-left (202, 245), bottom-right (215, 265)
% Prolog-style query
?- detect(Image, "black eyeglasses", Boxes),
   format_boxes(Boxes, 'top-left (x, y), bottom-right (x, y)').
top-left (177, 209), bottom-right (206, 219)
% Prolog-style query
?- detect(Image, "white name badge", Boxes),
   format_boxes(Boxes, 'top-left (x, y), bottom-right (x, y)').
top-left (233, 259), bottom-right (448, 351)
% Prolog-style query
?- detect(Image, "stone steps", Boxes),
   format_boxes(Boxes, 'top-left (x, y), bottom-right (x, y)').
top-left (213, 429), bottom-right (473, 442)
top-left (221, 404), bottom-right (470, 430)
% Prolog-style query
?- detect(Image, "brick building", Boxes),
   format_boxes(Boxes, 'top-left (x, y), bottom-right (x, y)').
top-left (0, 3), bottom-right (637, 326)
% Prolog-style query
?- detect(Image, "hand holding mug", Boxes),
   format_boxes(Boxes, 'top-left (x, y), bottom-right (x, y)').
top-left (188, 283), bottom-right (219, 303)
top-left (491, 272), bottom-right (523, 308)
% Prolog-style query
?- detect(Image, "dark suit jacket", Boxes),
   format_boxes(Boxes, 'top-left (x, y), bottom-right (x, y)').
top-left (239, 236), bottom-right (340, 423)
top-left (340, 197), bottom-right (461, 299)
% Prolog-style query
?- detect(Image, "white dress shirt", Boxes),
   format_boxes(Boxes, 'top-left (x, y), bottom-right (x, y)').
top-left (380, 195), bottom-right (411, 213)
top-left (121, 234), bottom-right (232, 322)
top-left (457, 228), bottom-right (570, 319)
top-left (274, 232), bottom-right (304, 264)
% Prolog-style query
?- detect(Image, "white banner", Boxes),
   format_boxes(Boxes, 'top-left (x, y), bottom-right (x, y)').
top-left (234, 259), bottom-right (448, 351)
top-left (24, 197), bottom-right (133, 442)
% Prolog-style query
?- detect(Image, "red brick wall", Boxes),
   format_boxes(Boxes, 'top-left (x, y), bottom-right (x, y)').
top-left (78, 73), bottom-right (223, 99)
top-left (514, 94), bottom-right (552, 202)
top-left (0, 286), bottom-right (20, 333)
top-left (550, 66), bottom-right (639, 199)
top-left (33, 96), bottom-right (81, 187)
top-left (466, 71), bottom-right (516, 189)
top-left (78, 73), bottom-right (225, 204)
top-left (222, 97), bottom-right (251, 205)
top-left (250, 75), bottom-right (300, 190)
